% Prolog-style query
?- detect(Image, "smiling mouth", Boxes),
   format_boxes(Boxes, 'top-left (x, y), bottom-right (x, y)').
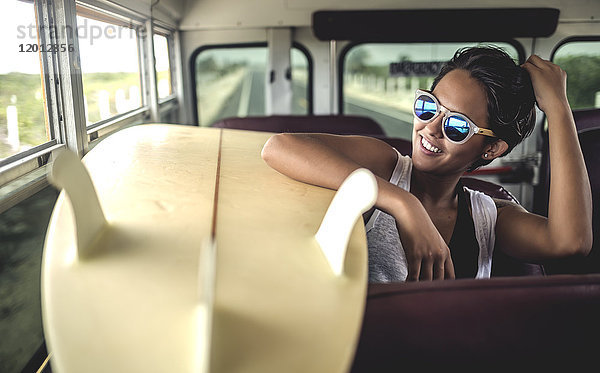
top-left (420, 136), bottom-right (442, 153)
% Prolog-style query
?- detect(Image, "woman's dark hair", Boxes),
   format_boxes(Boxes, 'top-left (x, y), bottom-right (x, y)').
top-left (431, 46), bottom-right (537, 170)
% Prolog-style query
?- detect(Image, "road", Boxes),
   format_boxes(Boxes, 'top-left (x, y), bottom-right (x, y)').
top-left (210, 68), bottom-right (414, 140)
top-left (344, 97), bottom-right (413, 139)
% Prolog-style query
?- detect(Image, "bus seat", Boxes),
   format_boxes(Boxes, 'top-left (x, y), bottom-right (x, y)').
top-left (573, 108), bottom-right (600, 132)
top-left (350, 274), bottom-right (600, 371)
top-left (579, 127), bottom-right (600, 270)
top-left (544, 127), bottom-right (600, 274)
top-left (461, 177), bottom-right (518, 203)
top-left (535, 109), bottom-right (600, 274)
top-left (462, 177), bottom-right (545, 277)
top-left (211, 115), bottom-right (386, 136)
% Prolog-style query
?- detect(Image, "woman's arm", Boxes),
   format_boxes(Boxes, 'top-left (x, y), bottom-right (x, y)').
top-left (262, 133), bottom-right (456, 280)
top-left (261, 133), bottom-right (398, 189)
top-left (495, 55), bottom-right (593, 260)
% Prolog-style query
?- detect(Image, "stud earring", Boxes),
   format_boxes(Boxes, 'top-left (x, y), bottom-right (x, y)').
top-left (484, 153), bottom-right (489, 158)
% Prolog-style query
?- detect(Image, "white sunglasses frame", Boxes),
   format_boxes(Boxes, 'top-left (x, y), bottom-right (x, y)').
top-left (413, 89), bottom-right (497, 145)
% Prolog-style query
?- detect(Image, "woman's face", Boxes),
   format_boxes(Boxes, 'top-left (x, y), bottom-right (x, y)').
top-left (411, 68), bottom-right (491, 176)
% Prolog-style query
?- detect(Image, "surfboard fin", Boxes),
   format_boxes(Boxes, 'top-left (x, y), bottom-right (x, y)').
top-left (47, 149), bottom-right (107, 259)
top-left (315, 168), bottom-right (377, 276)
top-left (196, 237), bottom-right (216, 373)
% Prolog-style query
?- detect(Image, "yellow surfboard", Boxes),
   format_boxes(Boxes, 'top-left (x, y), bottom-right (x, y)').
top-left (42, 124), bottom-right (373, 373)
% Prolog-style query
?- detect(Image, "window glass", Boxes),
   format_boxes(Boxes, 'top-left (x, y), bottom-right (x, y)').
top-left (0, 0), bottom-right (50, 160)
top-left (553, 41), bottom-right (600, 110)
top-left (342, 42), bottom-right (520, 138)
top-left (291, 48), bottom-right (309, 114)
top-left (154, 33), bottom-right (172, 99)
top-left (194, 46), bottom-right (310, 126)
top-left (77, 12), bottom-right (142, 125)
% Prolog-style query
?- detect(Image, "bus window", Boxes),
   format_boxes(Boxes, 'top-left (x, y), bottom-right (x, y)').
top-left (0, 0), bottom-right (50, 161)
top-left (552, 40), bottom-right (600, 110)
top-left (341, 42), bottom-right (521, 139)
top-left (76, 6), bottom-right (143, 125)
top-left (194, 44), bottom-right (310, 127)
top-left (153, 33), bottom-right (172, 100)
top-left (291, 47), bottom-right (310, 114)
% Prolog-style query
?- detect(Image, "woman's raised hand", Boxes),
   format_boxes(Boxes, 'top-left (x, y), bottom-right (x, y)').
top-left (522, 55), bottom-right (569, 115)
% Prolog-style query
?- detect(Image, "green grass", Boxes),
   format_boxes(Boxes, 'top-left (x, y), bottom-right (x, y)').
top-left (0, 73), bottom-right (48, 158)
top-left (0, 72), bottom-right (144, 158)
top-left (555, 55), bottom-right (600, 110)
top-left (81, 72), bottom-right (142, 123)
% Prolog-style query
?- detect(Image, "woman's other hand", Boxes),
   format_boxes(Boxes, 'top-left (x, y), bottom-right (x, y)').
top-left (390, 193), bottom-right (456, 281)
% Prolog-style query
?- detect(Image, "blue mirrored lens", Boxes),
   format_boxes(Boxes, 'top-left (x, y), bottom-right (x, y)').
top-left (414, 95), bottom-right (437, 121)
top-left (444, 116), bottom-right (470, 142)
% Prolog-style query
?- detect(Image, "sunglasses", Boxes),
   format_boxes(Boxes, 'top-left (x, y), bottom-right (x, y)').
top-left (413, 89), bottom-right (497, 144)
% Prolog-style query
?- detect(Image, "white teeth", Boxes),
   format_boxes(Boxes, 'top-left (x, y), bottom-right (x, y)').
top-left (421, 136), bottom-right (442, 153)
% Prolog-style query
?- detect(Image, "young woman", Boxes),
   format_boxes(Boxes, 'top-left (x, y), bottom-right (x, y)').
top-left (261, 46), bottom-right (592, 282)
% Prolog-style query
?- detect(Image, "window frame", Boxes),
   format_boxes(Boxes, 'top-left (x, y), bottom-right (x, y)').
top-left (0, 0), bottom-right (155, 213)
top-left (153, 26), bottom-right (177, 104)
top-left (337, 40), bottom-right (526, 115)
top-left (189, 41), bottom-right (314, 126)
top-left (0, 0), bottom-right (68, 195)
top-left (550, 35), bottom-right (600, 61)
top-left (291, 42), bottom-right (314, 115)
top-left (76, 2), bottom-right (147, 134)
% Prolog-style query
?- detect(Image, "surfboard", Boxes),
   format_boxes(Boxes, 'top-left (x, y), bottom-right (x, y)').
top-left (42, 124), bottom-right (372, 373)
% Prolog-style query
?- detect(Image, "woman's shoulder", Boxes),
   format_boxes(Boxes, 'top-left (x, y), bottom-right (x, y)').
top-left (341, 135), bottom-right (403, 180)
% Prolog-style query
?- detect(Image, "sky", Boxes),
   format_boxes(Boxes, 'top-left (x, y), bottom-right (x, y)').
top-left (0, 1), bottom-right (169, 75)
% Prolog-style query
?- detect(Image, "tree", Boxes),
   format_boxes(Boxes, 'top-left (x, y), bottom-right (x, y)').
top-left (555, 55), bottom-right (600, 110)
top-left (346, 48), bottom-right (370, 74)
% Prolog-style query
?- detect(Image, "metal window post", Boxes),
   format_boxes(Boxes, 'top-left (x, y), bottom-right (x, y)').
top-left (53, 0), bottom-right (88, 156)
top-left (329, 40), bottom-right (338, 115)
top-left (266, 28), bottom-right (292, 115)
top-left (173, 30), bottom-right (186, 123)
top-left (142, 19), bottom-right (159, 123)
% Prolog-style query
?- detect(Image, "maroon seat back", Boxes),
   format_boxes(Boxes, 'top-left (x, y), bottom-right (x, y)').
top-left (211, 115), bottom-right (385, 136)
top-left (461, 177), bottom-right (546, 277)
top-left (547, 128), bottom-right (600, 274)
top-left (580, 128), bottom-right (600, 271)
top-left (351, 274), bottom-right (600, 371)
top-left (460, 177), bottom-right (518, 203)
top-left (535, 109), bottom-right (600, 274)
top-left (573, 108), bottom-right (600, 132)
